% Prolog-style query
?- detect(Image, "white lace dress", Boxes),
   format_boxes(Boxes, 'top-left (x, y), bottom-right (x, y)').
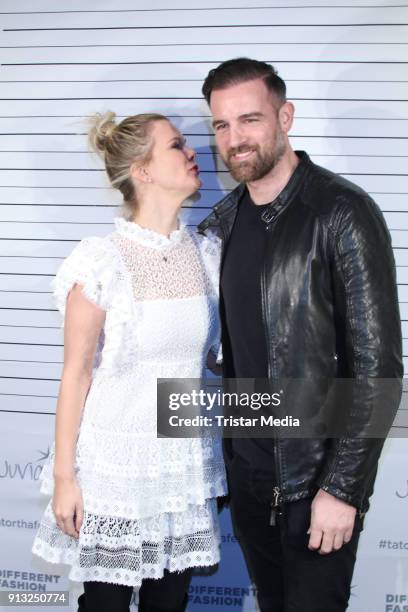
top-left (32, 216), bottom-right (227, 587)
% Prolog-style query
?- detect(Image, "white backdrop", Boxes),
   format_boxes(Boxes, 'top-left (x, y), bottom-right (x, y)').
top-left (0, 1), bottom-right (407, 611)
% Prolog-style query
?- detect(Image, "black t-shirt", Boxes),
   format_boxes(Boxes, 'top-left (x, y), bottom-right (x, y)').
top-left (221, 189), bottom-right (269, 378)
top-left (221, 189), bottom-right (277, 477)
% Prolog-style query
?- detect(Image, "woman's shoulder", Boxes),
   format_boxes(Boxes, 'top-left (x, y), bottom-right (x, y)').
top-left (67, 233), bottom-right (117, 259)
top-left (52, 233), bottom-right (120, 317)
top-left (61, 232), bottom-right (122, 278)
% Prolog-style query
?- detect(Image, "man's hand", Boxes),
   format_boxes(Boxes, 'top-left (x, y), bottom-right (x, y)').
top-left (307, 489), bottom-right (356, 554)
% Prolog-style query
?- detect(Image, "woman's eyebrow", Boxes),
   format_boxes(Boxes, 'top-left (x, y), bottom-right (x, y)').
top-left (168, 135), bottom-right (186, 144)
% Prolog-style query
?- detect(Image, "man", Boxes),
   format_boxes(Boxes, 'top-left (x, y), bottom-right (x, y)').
top-left (198, 58), bottom-right (402, 612)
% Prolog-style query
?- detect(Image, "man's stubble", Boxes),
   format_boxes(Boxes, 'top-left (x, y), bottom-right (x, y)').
top-left (222, 127), bottom-right (287, 184)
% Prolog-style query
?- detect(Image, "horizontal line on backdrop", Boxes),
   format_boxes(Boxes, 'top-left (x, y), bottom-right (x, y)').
top-left (1, 237), bottom-right (401, 243)
top-left (0, 350), bottom-right (408, 358)
top-left (0, 393), bottom-right (57, 399)
top-left (5, 24), bottom-right (408, 32)
top-left (0, 268), bottom-right (407, 275)
top-left (0, 392), bottom-right (57, 397)
top-left (4, 61), bottom-right (408, 66)
top-left (1, 151), bottom-right (408, 158)
top-left (0, 409), bottom-right (54, 415)
top-left (4, 374), bottom-right (408, 383)
top-left (2, 133), bottom-right (408, 138)
top-left (0, 205), bottom-right (206, 211)
top-left (0, 237), bottom-right (78, 241)
top-left (0, 375), bottom-right (59, 381)
top-left (0, 203), bottom-right (206, 207)
top-left (2, 97), bottom-right (407, 101)
top-left (0, 358), bottom-right (61, 363)
top-left (0, 341), bottom-right (61, 346)
top-left (2, 6), bottom-right (408, 14)
top-left (0, 324), bottom-right (58, 328)
top-left (0, 190), bottom-right (406, 196)
top-left (1, 207), bottom-right (407, 214)
top-left (0, 271), bottom-right (55, 275)
top-left (2, 82), bottom-right (408, 86)
top-left (0, 95), bottom-right (408, 102)
top-left (0, 307), bottom-right (56, 311)
top-left (1, 169), bottom-right (408, 176)
top-left (1, 390), bottom-right (408, 403)
top-left (0, 83), bottom-right (408, 88)
top-left (3, 43), bottom-right (408, 48)
top-left (0, 186), bottom-right (220, 191)
top-left (16, 321), bottom-right (408, 332)
top-left (1, 282), bottom-right (407, 289)
top-left (2, 116), bottom-right (408, 121)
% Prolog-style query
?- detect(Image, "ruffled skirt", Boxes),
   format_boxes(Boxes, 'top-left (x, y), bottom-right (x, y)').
top-left (32, 366), bottom-right (227, 586)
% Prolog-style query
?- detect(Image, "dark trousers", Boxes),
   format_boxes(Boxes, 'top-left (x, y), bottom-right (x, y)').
top-left (228, 453), bottom-right (363, 612)
top-left (77, 568), bottom-right (192, 612)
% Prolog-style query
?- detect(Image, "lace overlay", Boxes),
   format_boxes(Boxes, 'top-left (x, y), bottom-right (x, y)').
top-left (111, 230), bottom-right (211, 302)
top-left (33, 501), bottom-right (220, 587)
top-left (32, 216), bottom-right (226, 586)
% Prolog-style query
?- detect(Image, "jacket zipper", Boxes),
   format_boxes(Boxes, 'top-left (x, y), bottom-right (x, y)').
top-left (219, 205), bottom-right (285, 516)
top-left (261, 219), bottom-right (284, 518)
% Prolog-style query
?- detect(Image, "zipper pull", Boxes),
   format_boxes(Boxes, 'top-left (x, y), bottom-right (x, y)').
top-left (272, 486), bottom-right (282, 507)
top-left (270, 487), bottom-right (282, 526)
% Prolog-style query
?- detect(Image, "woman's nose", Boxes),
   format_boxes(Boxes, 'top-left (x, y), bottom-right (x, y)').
top-left (185, 146), bottom-right (196, 161)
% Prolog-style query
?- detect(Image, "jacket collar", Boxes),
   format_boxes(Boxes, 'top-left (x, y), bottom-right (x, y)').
top-left (198, 150), bottom-right (311, 234)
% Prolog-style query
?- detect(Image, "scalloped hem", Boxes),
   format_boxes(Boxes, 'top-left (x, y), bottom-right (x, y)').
top-left (32, 540), bottom-right (220, 588)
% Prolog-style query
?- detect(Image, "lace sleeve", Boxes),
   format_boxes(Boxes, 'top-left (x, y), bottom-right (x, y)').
top-left (51, 237), bottom-right (112, 323)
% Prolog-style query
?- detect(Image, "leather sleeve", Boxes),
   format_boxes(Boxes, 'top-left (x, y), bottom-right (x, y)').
top-left (316, 194), bottom-right (403, 510)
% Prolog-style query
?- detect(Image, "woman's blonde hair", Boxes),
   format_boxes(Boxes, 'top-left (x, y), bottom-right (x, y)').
top-left (88, 111), bottom-right (168, 216)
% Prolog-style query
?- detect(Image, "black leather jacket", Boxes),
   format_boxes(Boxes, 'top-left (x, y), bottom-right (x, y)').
top-left (198, 151), bottom-right (403, 513)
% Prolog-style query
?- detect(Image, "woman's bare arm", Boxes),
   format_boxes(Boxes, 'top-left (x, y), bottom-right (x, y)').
top-left (52, 283), bottom-right (106, 538)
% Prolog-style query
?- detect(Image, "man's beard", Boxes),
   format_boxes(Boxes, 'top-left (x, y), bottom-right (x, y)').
top-left (224, 134), bottom-right (286, 183)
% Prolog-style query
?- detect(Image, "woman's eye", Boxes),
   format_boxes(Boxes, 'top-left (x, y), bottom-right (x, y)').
top-left (172, 140), bottom-right (185, 149)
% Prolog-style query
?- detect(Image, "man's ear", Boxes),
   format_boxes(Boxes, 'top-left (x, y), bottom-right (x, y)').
top-left (279, 101), bottom-right (295, 134)
top-left (130, 162), bottom-right (152, 184)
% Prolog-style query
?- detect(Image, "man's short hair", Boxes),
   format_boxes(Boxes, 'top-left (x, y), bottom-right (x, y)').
top-left (202, 57), bottom-right (287, 105)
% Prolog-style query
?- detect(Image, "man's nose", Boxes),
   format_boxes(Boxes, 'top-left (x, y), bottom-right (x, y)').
top-left (228, 124), bottom-right (246, 149)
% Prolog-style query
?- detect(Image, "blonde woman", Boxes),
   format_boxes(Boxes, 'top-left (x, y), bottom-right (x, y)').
top-left (32, 112), bottom-right (227, 612)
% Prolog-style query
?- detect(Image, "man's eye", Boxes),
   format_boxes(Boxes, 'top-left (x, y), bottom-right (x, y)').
top-left (215, 123), bottom-right (227, 131)
top-left (246, 117), bottom-right (258, 123)
top-left (172, 141), bottom-right (183, 149)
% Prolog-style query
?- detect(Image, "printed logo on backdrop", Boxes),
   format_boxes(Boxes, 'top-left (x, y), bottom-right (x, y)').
top-left (0, 448), bottom-right (49, 481)
top-left (385, 594), bottom-right (408, 611)
top-left (221, 532), bottom-right (239, 545)
top-left (0, 569), bottom-right (61, 593)
top-left (187, 585), bottom-right (257, 607)
top-left (0, 518), bottom-right (40, 530)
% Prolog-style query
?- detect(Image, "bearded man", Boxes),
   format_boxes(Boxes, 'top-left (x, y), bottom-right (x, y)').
top-left (198, 57), bottom-right (402, 612)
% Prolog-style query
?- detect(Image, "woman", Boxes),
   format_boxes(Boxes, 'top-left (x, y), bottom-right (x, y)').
top-left (32, 112), bottom-right (227, 612)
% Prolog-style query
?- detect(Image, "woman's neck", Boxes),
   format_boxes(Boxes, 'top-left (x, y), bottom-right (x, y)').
top-left (131, 198), bottom-right (182, 237)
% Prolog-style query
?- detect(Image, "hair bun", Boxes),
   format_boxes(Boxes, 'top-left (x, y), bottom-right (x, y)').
top-left (88, 111), bottom-right (117, 154)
